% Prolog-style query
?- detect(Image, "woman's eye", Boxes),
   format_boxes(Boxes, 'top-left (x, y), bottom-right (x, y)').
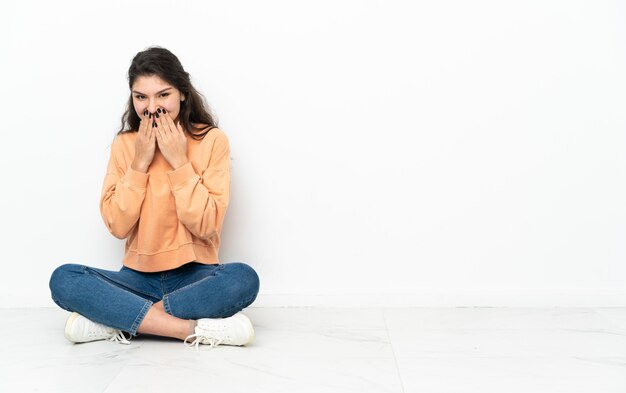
top-left (135, 94), bottom-right (169, 99)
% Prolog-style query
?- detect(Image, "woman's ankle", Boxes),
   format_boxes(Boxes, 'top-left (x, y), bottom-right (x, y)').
top-left (182, 319), bottom-right (198, 341)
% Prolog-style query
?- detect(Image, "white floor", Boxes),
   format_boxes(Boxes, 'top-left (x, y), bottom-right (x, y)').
top-left (1, 307), bottom-right (625, 393)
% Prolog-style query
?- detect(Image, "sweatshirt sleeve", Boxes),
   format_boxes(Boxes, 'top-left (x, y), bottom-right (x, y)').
top-left (99, 136), bottom-right (149, 239)
top-left (165, 132), bottom-right (230, 240)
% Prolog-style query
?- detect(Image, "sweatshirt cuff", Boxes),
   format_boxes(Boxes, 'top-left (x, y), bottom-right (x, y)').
top-left (122, 164), bottom-right (149, 189)
top-left (166, 161), bottom-right (199, 190)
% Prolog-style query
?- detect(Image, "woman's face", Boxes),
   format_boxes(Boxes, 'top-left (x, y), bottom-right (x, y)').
top-left (131, 74), bottom-right (185, 124)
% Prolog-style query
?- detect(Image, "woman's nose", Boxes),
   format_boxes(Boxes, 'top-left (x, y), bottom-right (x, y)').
top-left (146, 100), bottom-right (158, 114)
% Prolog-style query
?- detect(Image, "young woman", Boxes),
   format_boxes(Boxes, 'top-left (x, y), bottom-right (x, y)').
top-left (48, 46), bottom-right (260, 350)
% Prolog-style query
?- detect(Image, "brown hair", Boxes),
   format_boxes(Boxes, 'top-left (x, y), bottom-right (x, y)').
top-left (116, 46), bottom-right (218, 141)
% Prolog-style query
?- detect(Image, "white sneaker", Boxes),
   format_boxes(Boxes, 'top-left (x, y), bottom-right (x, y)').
top-left (64, 312), bottom-right (131, 345)
top-left (184, 312), bottom-right (255, 351)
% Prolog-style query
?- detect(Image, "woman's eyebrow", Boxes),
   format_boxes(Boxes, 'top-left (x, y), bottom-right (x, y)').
top-left (132, 87), bottom-right (173, 95)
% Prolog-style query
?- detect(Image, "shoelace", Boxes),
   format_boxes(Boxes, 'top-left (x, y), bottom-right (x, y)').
top-left (86, 323), bottom-right (132, 345)
top-left (107, 330), bottom-right (132, 345)
top-left (184, 333), bottom-right (225, 352)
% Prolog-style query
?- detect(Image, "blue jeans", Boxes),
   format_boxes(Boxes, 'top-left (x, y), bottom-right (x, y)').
top-left (48, 261), bottom-right (260, 337)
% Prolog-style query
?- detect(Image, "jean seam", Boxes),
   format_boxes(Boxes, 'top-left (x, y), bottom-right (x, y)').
top-left (82, 266), bottom-right (155, 334)
top-left (162, 275), bottom-right (214, 317)
top-left (130, 300), bottom-right (153, 336)
top-left (83, 266), bottom-right (154, 304)
top-left (160, 274), bottom-right (167, 299)
top-left (163, 294), bottom-right (173, 315)
top-left (165, 273), bottom-right (216, 298)
top-left (218, 293), bottom-right (257, 317)
top-left (85, 266), bottom-right (161, 300)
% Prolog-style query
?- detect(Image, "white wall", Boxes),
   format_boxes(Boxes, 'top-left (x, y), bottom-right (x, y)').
top-left (1, 0), bottom-right (624, 308)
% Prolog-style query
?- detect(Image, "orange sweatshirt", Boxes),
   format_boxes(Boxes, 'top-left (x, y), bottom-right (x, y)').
top-left (99, 125), bottom-right (230, 272)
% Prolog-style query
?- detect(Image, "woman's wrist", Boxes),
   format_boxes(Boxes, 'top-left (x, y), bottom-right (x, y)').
top-left (131, 160), bottom-right (149, 173)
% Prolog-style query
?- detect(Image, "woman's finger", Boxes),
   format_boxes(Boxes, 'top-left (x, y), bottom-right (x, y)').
top-left (140, 109), bottom-right (151, 136)
top-left (154, 110), bottom-right (163, 140)
top-left (148, 112), bottom-right (155, 138)
top-left (152, 110), bottom-right (159, 134)
top-left (156, 108), bottom-right (170, 134)
top-left (144, 114), bottom-right (153, 140)
top-left (163, 109), bottom-right (179, 135)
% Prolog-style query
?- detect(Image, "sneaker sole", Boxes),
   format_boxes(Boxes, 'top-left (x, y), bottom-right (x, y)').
top-left (64, 312), bottom-right (81, 343)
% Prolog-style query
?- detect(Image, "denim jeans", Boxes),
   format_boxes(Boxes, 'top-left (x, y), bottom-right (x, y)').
top-left (48, 261), bottom-right (260, 337)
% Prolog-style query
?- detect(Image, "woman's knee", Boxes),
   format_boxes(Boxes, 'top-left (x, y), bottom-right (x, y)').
top-left (49, 263), bottom-right (84, 303)
top-left (227, 262), bottom-right (260, 297)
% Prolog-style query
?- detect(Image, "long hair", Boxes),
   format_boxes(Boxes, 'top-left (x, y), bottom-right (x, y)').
top-left (116, 46), bottom-right (218, 141)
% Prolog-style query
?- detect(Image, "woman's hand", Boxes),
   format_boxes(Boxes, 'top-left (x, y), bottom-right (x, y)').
top-left (154, 107), bottom-right (189, 170)
top-left (131, 109), bottom-right (157, 173)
